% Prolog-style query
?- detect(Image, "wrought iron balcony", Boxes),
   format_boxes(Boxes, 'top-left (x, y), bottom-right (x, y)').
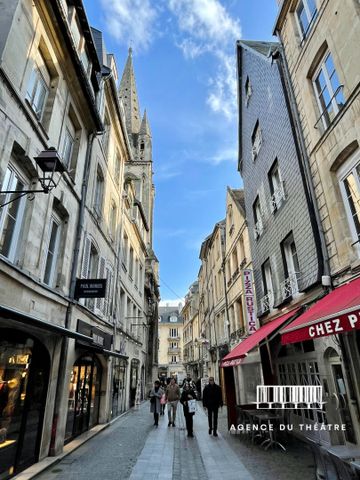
top-left (281, 272), bottom-right (300, 300)
top-left (254, 217), bottom-right (264, 239)
top-left (270, 182), bottom-right (286, 213)
top-left (260, 291), bottom-right (274, 313)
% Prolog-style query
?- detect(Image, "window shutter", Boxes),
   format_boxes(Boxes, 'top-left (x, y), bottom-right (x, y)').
top-left (81, 236), bottom-right (91, 279)
top-left (105, 266), bottom-right (113, 319)
top-left (96, 256), bottom-right (106, 312)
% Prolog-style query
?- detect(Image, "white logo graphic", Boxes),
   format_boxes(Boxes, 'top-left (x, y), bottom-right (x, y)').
top-left (256, 385), bottom-right (326, 409)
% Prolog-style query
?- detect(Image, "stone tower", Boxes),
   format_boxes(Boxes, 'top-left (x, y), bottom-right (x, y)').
top-left (119, 48), bottom-right (155, 244)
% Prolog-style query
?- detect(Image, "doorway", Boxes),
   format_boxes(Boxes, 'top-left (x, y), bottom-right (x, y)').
top-left (327, 348), bottom-right (356, 444)
top-left (65, 353), bottom-right (102, 442)
top-left (0, 329), bottom-right (49, 480)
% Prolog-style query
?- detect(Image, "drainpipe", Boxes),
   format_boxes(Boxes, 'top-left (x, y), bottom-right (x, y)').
top-left (49, 131), bottom-right (98, 456)
top-left (273, 36), bottom-right (331, 282)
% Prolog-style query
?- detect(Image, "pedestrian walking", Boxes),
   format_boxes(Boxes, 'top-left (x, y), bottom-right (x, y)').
top-left (202, 377), bottom-right (223, 437)
top-left (181, 374), bottom-right (196, 391)
top-left (180, 382), bottom-right (197, 437)
top-left (165, 377), bottom-right (180, 426)
top-left (149, 380), bottom-right (163, 427)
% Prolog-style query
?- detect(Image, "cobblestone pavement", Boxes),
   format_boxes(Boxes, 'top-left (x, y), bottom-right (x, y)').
top-left (35, 402), bottom-right (315, 480)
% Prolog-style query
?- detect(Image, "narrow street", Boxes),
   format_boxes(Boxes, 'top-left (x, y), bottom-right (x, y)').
top-left (34, 402), bottom-right (315, 480)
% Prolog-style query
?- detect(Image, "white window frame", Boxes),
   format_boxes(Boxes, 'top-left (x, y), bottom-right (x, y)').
top-left (245, 76), bottom-right (252, 106)
top-left (251, 122), bottom-right (262, 161)
top-left (109, 201), bottom-right (117, 240)
top-left (295, 0), bottom-right (318, 41)
top-left (269, 163), bottom-right (285, 212)
top-left (93, 166), bottom-right (104, 218)
top-left (282, 235), bottom-right (300, 299)
top-left (313, 52), bottom-right (344, 131)
top-left (0, 165), bottom-right (27, 262)
top-left (43, 215), bottom-right (61, 287)
top-left (253, 196), bottom-right (263, 239)
top-left (261, 260), bottom-right (274, 313)
top-left (337, 152), bottom-right (360, 258)
top-left (26, 67), bottom-right (49, 120)
top-left (62, 127), bottom-right (74, 168)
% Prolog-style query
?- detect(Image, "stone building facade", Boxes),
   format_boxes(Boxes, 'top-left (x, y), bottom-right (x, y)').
top-left (0, 1), bottom-right (159, 478)
top-left (274, 0), bottom-right (360, 449)
top-left (182, 282), bottom-right (201, 381)
top-left (157, 305), bottom-right (185, 381)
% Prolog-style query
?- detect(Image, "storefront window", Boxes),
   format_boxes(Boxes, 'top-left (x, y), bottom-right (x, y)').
top-left (111, 359), bottom-right (127, 418)
top-left (65, 354), bottom-right (102, 443)
top-left (0, 330), bottom-right (48, 480)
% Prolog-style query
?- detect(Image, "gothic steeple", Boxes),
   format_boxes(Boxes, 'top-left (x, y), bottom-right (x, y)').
top-left (140, 109), bottom-right (151, 137)
top-left (119, 47), bottom-right (141, 136)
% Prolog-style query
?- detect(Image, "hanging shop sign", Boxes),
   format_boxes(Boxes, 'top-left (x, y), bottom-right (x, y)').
top-left (77, 320), bottom-right (112, 349)
top-left (242, 269), bottom-right (257, 335)
top-left (74, 278), bottom-right (107, 299)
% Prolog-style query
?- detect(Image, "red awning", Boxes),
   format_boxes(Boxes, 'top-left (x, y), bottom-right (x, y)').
top-left (281, 277), bottom-right (360, 344)
top-left (220, 308), bottom-right (300, 367)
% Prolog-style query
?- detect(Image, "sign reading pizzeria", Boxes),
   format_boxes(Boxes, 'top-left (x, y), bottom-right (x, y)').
top-left (243, 269), bottom-right (257, 335)
top-left (74, 278), bottom-right (107, 299)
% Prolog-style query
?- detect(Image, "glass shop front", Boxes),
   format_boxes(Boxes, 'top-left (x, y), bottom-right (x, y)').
top-left (64, 353), bottom-right (102, 443)
top-left (0, 329), bottom-right (49, 480)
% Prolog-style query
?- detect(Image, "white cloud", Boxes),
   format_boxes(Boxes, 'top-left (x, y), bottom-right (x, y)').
top-left (100, 0), bottom-right (158, 51)
top-left (168, 0), bottom-right (241, 120)
top-left (208, 145), bottom-right (238, 165)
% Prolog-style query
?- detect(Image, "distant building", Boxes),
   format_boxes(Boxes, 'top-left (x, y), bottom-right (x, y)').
top-left (158, 305), bottom-right (185, 380)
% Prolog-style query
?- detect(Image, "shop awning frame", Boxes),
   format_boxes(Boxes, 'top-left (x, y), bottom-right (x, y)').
top-left (221, 307), bottom-right (300, 367)
top-left (281, 277), bottom-right (360, 344)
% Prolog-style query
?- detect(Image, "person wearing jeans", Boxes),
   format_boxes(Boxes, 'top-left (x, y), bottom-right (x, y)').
top-left (202, 377), bottom-right (223, 436)
top-left (165, 377), bottom-right (180, 426)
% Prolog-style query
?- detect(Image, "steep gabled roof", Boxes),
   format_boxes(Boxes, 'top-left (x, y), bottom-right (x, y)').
top-left (239, 40), bottom-right (279, 58)
top-left (119, 48), bottom-right (141, 135)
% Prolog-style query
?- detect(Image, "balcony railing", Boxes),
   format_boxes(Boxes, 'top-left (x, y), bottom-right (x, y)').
top-left (270, 182), bottom-right (285, 213)
top-left (260, 291), bottom-right (274, 313)
top-left (168, 348), bottom-right (181, 354)
top-left (254, 217), bottom-right (264, 239)
top-left (281, 272), bottom-right (300, 300)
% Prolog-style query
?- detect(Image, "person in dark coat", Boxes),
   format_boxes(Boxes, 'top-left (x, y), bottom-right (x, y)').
top-left (180, 382), bottom-right (196, 437)
top-left (149, 380), bottom-right (163, 427)
top-left (202, 377), bottom-right (223, 436)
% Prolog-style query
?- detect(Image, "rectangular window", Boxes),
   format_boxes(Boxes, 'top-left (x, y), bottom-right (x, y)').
top-left (102, 114), bottom-right (111, 158)
top-left (261, 259), bottom-right (274, 312)
top-left (339, 159), bottom-right (360, 255)
top-left (62, 127), bottom-right (74, 168)
top-left (43, 217), bottom-right (61, 286)
top-left (0, 165), bottom-right (26, 261)
top-left (269, 161), bottom-right (285, 212)
top-left (114, 152), bottom-right (121, 184)
top-left (109, 202), bottom-right (117, 239)
top-left (281, 233), bottom-right (300, 300)
top-left (296, 0), bottom-right (317, 40)
top-left (313, 52), bottom-right (345, 130)
top-left (245, 76), bottom-right (252, 106)
top-left (251, 121), bottom-right (262, 161)
top-left (93, 167), bottom-right (104, 218)
top-left (253, 196), bottom-right (263, 238)
top-left (129, 247), bottom-right (134, 279)
top-left (122, 233), bottom-right (128, 268)
top-left (26, 68), bottom-right (49, 120)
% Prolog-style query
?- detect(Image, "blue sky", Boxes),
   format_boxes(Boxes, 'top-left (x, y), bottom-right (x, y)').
top-left (83, 0), bottom-right (279, 304)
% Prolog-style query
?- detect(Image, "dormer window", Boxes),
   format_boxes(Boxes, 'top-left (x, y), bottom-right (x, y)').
top-left (245, 76), bottom-right (252, 106)
top-left (251, 121), bottom-right (262, 161)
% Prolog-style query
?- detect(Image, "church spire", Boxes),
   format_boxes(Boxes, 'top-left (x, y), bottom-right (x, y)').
top-left (119, 47), bottom-right (141, 135)
top-left (140, 109), bottom-right (151, 137)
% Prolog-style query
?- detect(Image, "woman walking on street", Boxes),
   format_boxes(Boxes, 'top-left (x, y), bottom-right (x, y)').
top-left (180, 382), bottom-right (196, 437)
top-left (149, 380), bottom-right (163, 427)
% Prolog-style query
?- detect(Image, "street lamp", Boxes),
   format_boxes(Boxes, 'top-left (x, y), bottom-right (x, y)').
top-left (0, 148), bottom-right (66, 209)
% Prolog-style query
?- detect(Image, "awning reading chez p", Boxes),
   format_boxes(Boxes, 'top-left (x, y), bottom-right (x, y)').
top-left (220, 308), bottom-right (300, 367)
top-left (281, 277), bottom-right (360, 345)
